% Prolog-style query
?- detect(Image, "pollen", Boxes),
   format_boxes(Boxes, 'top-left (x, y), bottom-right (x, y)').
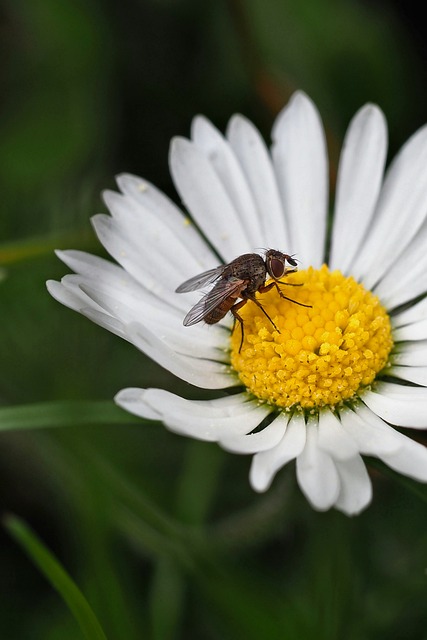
top-left (230, 265), bottom-right (393, 409)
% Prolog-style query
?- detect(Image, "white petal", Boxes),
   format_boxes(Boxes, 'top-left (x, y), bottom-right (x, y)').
top-left (296, 417), bottom-right (340, 511)
top-left (250, 412), bottom-right (306, 492)
top-left (353, 402), bottom-right (427, 482)
top-left (76, 271), bottom-right (184, 320)
top-left (48, 275), bottom-right (108, 315)
top-left (82, 283), bottom-right (227, 359)
top-left (47, 278), bottom-right (88, 313)
top-left (54, 251), bottom-right (186, 316)
top-left (55, 251), bottom-right (230, 359)
top-left (392, 295), bottom-right (427, 327)
top-left (333, 455), bottom-right (372, 515)
top-left (380, 431), bottom-right (427, 481)
top-left (351, 400), bottom-right (402, 436)
top-left (169, 137), bottom-right (252, 261)
top-left (373, 221), bottom-right (427, 308)
top-left (98, 190), bottom-right (218, 300)
top-left (80, 307), bottom-right (126, 339)
top-left (339, 406), bottom-right (401, 454)
top-left (392, 341), bottom-right (427, 366)
top-left (330, 104), bottom-right (387, 273)
top-left (55, 250), bottom-right (213, 332)
top-left (317, 407), bottom-right (359, 460)
top-left (362, 382), bottom-right (427, 428)
top-left (374, 380), bottom-right (427, 397)
top-left (102, 189), bottom-right (207, 283)
top-left (48, 278), bottom-right (128, 340)
top-left (350, 125), bottom-right (427, 289)
top-left (115, 387), bottom-right (162, 420)
top-left (272, 92), bottom-right (328, 267)
top-left (59, 250), bottom-right (186, 316)
top-left (91, 213), bottom-right (184, 303)
top-left (115, 388), bottom-right (271, 441)
top-left (388, 366), bottom-right (427, 386)
top-left (116, 173), bottom-right (215, 268)
top-left (219, 412), bottom-right (289, 454)
top-left (117, 386), bottom-right (245, 411)
top-left (191, 116), bottom-right (264, 247)
top-left (125, 321), bottom-right (236, 389)
top-left (393, 319), bottom-right (427, 342)
top-left (391, 270), bottom-right (427, 307)
top-left (60, 251), bottom-right (229, 339)
top-left (59, 187), bottom-right (203, 300)
top-left (56, 249), bottom-right (128, 282)
top-left (226, 114), bottom-right (289, 248)
top-left (67, 258), bottom-right (183, 319)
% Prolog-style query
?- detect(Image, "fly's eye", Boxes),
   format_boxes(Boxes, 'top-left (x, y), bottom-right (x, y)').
top-left (269, 257), bottom-right (285, 279)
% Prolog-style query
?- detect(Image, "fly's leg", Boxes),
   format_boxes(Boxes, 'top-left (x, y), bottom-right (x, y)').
top-left (260, 281), bottom-right (312, 309)
top-left (232, 292), bottom-right (298, 353)
top-left (230, 299), bottom-right (248, 353)
top-left (245, 294), bottom-right (280, 334)
top-left (259, 281), bottom-right (302, 291)
top-left (276, 281), bottom-right (303, 287)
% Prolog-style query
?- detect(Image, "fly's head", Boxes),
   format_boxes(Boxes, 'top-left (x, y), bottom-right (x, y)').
top-left (264, 250), bottom-right (298, 281)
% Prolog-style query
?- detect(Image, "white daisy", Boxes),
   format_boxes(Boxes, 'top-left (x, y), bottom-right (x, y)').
top-left (47, 92), bottom-right (427, 515)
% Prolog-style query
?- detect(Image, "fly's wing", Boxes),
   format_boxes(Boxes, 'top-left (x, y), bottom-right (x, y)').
top-left (175, 265), bottom-right (225, 293)
top-left (183, 278), bottom-right (247, 326)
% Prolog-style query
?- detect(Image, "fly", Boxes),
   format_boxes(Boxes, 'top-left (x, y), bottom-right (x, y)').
top-left (175, 250), bottom-right (311, 352)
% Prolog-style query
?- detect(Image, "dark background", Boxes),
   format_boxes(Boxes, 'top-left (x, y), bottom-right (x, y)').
top-left (1, 1), bottom-right (427, 638)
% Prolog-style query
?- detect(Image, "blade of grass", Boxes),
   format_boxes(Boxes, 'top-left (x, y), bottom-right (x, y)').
top-left (0, 231), bottom-right (97, 265)
top-left (149, 558), bottom-right (186, 640)
top-left (175, 440), bottom-right (224, 525)
top-left (0, 400), bottom-right (144, 432)
top-left (4, 515), bottom-right (109, 640)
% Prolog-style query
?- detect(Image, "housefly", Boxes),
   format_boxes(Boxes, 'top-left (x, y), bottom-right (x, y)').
top-left (175, 250), bottom-right (311, 352)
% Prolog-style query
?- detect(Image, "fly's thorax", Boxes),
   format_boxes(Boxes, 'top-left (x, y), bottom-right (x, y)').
top-left (224, 253), bottom-right (266, 293)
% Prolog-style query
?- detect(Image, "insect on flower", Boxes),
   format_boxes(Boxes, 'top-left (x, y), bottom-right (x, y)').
top-left (176, 249), bottom-right (311, 352)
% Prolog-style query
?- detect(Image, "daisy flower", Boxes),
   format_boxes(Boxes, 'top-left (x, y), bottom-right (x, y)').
top-left (47, 92), bottom-right (427, 515)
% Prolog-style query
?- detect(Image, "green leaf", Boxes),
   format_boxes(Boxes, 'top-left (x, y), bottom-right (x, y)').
top-left (4, 515), bottom-right (109, 640)
top-left (0, 400), bottom-right (144, 432)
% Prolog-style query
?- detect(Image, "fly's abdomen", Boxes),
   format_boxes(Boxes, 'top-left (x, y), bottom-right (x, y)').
top-left (205, 298), bottom-right (235, 324)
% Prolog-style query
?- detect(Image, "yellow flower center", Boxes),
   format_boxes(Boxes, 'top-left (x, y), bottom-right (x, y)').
top-left (230, 265), bottom-right (393, 409)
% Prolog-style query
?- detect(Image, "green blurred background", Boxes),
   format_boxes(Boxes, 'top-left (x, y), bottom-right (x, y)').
top-left (1, 0), bottom-right (427, 638)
